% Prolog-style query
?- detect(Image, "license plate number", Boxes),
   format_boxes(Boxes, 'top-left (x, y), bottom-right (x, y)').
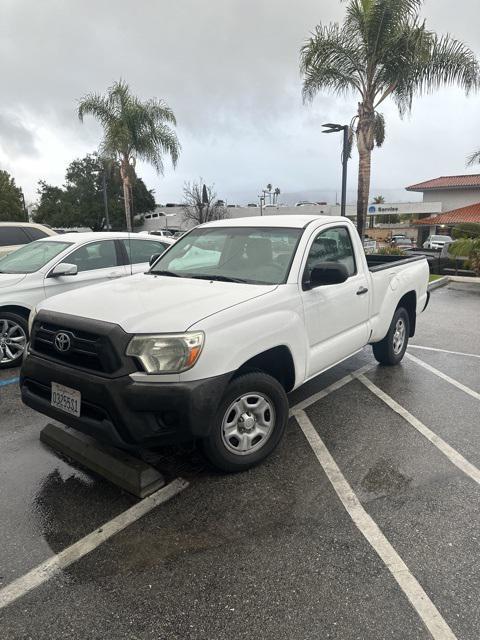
top-left (51, 382), bottom-right (81, 417)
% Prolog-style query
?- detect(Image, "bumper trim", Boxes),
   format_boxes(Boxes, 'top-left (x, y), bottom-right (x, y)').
top-left (21, 354), bottom-right (232, 449)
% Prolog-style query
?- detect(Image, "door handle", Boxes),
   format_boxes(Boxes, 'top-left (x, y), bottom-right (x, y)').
top-left (356, 286), bottom-right (369, 295)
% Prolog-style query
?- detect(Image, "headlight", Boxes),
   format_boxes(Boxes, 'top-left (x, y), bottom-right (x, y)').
top-left (28, 306), bottom-right (38, 335)
top-left (126, 332), bottom-right (204, 373)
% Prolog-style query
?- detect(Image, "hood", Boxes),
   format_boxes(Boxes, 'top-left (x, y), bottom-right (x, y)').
top-left (0, 273), bottom-right (27, 289)
top-left (40, 273), bottom-right (277, 333)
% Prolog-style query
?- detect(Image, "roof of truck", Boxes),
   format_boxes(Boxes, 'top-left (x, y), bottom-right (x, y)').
top-left (202, 215), bottom-right (346, 229)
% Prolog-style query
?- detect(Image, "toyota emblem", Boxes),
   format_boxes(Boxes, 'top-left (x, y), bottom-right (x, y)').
top-left (54, 332), bottom-right (71, 353)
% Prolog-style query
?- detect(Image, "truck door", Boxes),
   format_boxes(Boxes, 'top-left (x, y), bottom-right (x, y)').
top-left (300, 225), bottom-right (370, 378)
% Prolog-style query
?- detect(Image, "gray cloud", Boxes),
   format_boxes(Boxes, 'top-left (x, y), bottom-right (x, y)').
top-left (1, 0), bottom-right (480, 203)
top-left (0, 112), bottom-right (38, 157)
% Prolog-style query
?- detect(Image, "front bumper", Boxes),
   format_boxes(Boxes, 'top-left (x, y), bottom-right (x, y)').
top-left (21, 353), bottom-right (232, 449)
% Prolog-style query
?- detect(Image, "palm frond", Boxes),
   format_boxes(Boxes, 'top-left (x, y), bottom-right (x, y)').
top-left (78, 93), bottom-right (114, 125)
top-left (413, 33), bottom-right (480, 95)
top-left (300, 23), bottom-right (366, 102)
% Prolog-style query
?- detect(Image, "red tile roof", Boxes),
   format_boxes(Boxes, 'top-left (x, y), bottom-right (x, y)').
top-left (413, 201), bottom-right (480, 225)
top-left (406, 175), bottom-right (480, 191)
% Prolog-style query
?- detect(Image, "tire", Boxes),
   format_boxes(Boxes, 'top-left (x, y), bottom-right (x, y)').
top-left (0, 311), bottom-right (28, 369)
top-left (372, 307), bottom-right (410, 366)
top-left (201, 372), bottom-right (289, 472)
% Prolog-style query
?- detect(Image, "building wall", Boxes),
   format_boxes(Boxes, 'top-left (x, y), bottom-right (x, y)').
top-left (138, 201), bottom-right (442, 232)
top-left (422, 189), bottom-right (480, 211)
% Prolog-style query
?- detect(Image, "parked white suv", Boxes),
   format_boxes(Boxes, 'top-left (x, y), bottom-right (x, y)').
top-left (22, 216), bottom-right (429, 471)
top-left (0, 232), bottom-right (173, 368)
top-left (0, 222), bottom-right (57, 258)
top-left (423, 235), bottom-right (453, 250)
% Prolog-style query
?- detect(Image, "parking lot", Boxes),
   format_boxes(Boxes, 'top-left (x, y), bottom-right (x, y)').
top-left (0, 281), bottom-right (479, 640)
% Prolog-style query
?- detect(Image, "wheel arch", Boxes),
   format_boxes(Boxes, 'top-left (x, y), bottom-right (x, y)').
top-left (0, 305), bottom-right (31, 323)
top-left (397, 291), bottom-right (416, 337)
top-left (233, 345), bottom-right (296, 392)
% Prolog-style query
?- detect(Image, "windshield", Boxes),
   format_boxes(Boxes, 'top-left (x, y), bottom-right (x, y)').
top-left (150, 227), bottom-right (302, 284)
top-left (0, 240), bottom-right (72, 274)
top-left (431, 235), bottom-right (451, 241)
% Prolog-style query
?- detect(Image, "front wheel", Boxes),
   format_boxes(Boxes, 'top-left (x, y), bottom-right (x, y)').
top-left (201, 372), bottom-right (289, 472)
top-left (0, 312), bottom-right (28, 369)
top-left (372, 307), bottom-right (410, 366)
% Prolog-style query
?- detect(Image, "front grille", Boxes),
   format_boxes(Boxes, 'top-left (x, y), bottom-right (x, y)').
top-left (32, 320), bottom-right (121, 374)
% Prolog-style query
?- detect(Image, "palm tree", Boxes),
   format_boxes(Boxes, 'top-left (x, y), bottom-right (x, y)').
top-left (266, 183), bottom-right (273, 204)
top-left (78, 80), bottom-right (180, 231)
top-left (300, 0), bottom-right (479, 239)
top-left (274, 187), bottom-right (281, 204)
top-left (373, 195), bottom-right (385, 204)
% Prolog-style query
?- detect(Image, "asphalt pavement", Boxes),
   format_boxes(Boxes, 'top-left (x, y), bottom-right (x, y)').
top-left (0, 281), bottom-right (479, 640)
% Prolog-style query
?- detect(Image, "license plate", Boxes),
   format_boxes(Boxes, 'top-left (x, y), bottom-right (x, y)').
top-left (51, 382), bottom-right (81, 417)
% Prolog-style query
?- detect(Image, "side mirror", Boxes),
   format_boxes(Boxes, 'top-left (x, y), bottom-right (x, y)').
top-left (307, 262), bottom-right (349, 289)
top-left (149, 253), bottom-right (161, 267)
top-left (48, 262), bottom-right (78, 278)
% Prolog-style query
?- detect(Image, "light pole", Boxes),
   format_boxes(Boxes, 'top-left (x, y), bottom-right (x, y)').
top-left (102, 168), bottom-right (111, 231)
top-left (258, 195), bottom-right (265, 216)
top-left (322, 123), bottom-right (349, 217)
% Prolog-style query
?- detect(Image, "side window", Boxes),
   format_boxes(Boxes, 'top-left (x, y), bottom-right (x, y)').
top-left (304, 227), bottom-right (356, 281)
top-left (67, 240), bottom-right (118, 273)
top-left (0, 227), bottom-right (30, 247)
top-left (122, 239), bottom-right (168, 264)
top-left (24, 227), bottom-right (49, 241)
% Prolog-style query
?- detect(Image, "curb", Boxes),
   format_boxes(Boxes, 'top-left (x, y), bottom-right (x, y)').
top-left (428, 277), bottom-right (449, 291)
top-left (40, 423), bottom-right (166, 498)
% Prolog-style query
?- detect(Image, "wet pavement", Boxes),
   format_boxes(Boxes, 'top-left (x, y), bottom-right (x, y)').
top-left (0, 282), bottom-right (479, 639)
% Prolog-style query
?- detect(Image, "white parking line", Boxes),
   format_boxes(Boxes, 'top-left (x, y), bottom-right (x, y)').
top-left (357, 374), bottom-right (480, 487)
top-left (289, 363), bottom-right (374, 414)
top-left (405, 353), bottom-right (480, 402)
top-left (409, 345), bottom-right (480, 360)
top-left (294, 410), bottom-right (457, 640)
top-left (0, 478), bottom-right (188, 610)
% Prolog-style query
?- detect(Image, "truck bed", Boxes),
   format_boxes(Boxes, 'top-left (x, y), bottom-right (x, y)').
top-left (366, 254), bottom-right (427, 272)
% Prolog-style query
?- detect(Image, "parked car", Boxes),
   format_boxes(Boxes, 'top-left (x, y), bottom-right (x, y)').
top-left (22, 216), bottom-right (429, 471)
top-left (138, 229), bottom-right (174, 238)
top-left (423, 235), bottom-right (453, 250)
top-left (295, 201), bottom-right (317, 207)
top-left (0, 222), bottom-right (57, 258)
top-left (247, 203), bottom-right (258, 208)
top-left (0, 232), bottom-right (173, 368)
top-left (391, 237), bottom-right (415, 250)
top-left (363, 238), bottom-right (377, 253)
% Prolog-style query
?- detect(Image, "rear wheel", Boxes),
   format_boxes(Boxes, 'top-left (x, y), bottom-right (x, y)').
top-left (372, 307), bottom-right (410, 366)
top-left (201, 372), bottom-right (289, 472)
top-left (0, 312), bottom-right (28, 369)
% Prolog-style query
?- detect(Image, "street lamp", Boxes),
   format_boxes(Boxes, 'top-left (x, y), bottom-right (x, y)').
top-left (322, 123), bottom-right (349, 217)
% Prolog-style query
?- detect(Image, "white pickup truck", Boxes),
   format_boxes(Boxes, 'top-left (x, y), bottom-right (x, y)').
top-left (21, 215), bottom-right (429, 471)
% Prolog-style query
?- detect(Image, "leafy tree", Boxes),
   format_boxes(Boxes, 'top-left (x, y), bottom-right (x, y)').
top-left (452, 222), bottom-right (480, 240)
top-left (34, 154), bottom-right (155, 231)
top-left (449, 237), bottom-right (480, 275)
top-left (181, 179), bottom-right (228, 225)
top-left (300, 0), bottom-right (479, 239)
top-left (0, 169), bottom-right (26, 222)
top-left (449, 223), bottom-right (480, 275)
top-left (78, 80), bottom-right (180, 232)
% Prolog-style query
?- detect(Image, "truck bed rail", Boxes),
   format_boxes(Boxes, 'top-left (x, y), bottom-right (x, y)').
top-left (366, 254), bottom-right (427, 273)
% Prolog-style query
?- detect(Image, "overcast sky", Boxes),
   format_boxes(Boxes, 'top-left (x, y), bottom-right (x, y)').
top-left (2, 0), bottom-right (480, 206)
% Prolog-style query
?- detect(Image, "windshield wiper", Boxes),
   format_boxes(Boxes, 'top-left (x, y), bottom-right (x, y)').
top-left (190, 274), bottom-right (249, 283)
top-left (150, 270), bottom-right (182, 278)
